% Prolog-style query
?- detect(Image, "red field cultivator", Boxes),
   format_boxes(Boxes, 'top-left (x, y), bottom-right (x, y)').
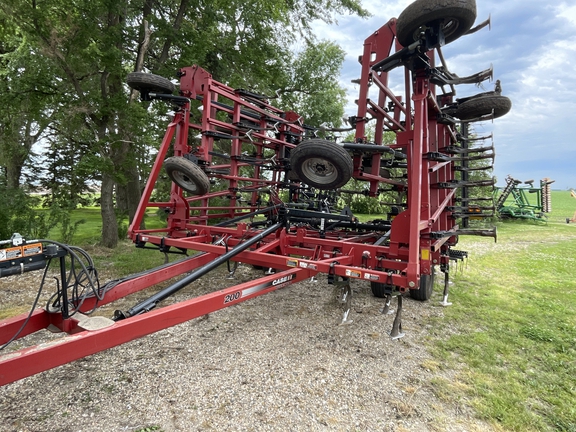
top-left (0, 0), bottom-right (510, 386)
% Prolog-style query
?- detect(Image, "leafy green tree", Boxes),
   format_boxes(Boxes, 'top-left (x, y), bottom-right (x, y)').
top-left (0, 13), bottom-right (59, 190)
top-left (276, 41), bottom-right (347, 128)
top-left (1, 0), bottom-right (368, 247)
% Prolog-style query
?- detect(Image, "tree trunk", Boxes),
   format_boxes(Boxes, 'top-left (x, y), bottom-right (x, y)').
top-left (116, 183), bottom-right (128, 215)
top-left (115, 162), bottom-right (141, 228)
top-left (6, 158), bottom-right (23, 189)
top-left (100, 172), bottom-right (119, 248)
top-left (124, 161), bottom-right (142, 225)
top-left (3, 121), bottom-right (44, 189)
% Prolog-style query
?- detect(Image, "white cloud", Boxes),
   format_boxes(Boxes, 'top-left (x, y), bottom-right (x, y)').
top-left (557, 2), bottom-right (576, 25)
top-left (360, 0), bottom-right (412, 19)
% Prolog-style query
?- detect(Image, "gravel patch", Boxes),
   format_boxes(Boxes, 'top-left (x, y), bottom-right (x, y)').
top-left (0, 264), bottom-right (493, 431)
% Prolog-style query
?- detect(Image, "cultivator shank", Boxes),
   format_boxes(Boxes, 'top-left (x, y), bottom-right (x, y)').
top-left (1, 0), bottom-right (509, 386)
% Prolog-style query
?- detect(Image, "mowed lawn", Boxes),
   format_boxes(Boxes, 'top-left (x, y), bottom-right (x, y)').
top-left (426, 190), bottom-right (576, 431)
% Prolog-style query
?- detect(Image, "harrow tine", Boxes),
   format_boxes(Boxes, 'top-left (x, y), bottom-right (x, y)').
top-left (455, 152), bottom-right (495, 162)
top-left (458, 132), bottom-right (493, 143)
top-left (436, 178), bottom-right (496, 189)
top-left (448, 205), bottom-right (496, 212)
top-left (451, 213), bottom-right (494, 219)
top-left (455, 227), bottom-right (497, 242)
top-left (465, 15), bottom-right (491, 35)
top-left (226, 262), bottom-right (238, 279)
top-left (456, 196), bottom-right (495, 203)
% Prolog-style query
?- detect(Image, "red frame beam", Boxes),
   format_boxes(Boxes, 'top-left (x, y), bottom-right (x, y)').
top-left (0, 267), bottom-right (313, 386)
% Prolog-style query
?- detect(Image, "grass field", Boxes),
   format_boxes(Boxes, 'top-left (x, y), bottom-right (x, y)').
top-left (32, 190), bottom-right (576, 430)
top-left (427, 190), bottom-right (576, 431)
top-left (60, 208), bottom-right (167, 246)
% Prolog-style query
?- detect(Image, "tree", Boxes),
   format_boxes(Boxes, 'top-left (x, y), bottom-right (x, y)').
top-left (1, 0), bottom-right (369, 247)
top-left (276, 41), bottom-right (347, 128)
top-left (0, 12), bottom-right (59, 190)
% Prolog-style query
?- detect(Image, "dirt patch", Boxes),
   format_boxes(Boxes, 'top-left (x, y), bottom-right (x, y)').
top-left (0, 263), bottom-right (493, 431)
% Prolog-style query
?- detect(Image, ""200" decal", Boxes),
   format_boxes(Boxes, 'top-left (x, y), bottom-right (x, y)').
top-left (224, 291), bottom-right (240, 304)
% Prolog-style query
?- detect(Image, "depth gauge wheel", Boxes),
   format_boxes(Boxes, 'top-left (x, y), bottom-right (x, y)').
top-left (452, 94), bottom-right (512, 121)
top-left (290, 139), bottom-right (353, 190)
top-left (164, 157), bottom-right (210, 195)
top-left (127, 72), bottom-right (175, 94)
top-left (409, 272), bottom-right (435, 301)
top-left (396, 0), bottom-right (477, 47)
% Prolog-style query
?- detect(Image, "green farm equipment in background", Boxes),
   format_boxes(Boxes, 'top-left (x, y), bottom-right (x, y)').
top-left (495, 175), bottom-right (554, 222)
top-left (567, 189), bottom-right (576, 224)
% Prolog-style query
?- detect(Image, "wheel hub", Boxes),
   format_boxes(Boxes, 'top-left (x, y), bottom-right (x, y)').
top-left (304, 158), bottom-right (336, 180)
top-left (174, 171), bottom-right (197, 191)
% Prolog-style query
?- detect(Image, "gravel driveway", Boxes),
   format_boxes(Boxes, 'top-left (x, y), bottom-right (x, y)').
top-left (0, 264), bottom-right (493, 431)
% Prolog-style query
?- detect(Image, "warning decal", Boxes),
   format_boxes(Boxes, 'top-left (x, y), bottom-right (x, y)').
top-left (0, 247), bottom-right (22, 262)
top-left (23, 243), bottom-right (43, 257)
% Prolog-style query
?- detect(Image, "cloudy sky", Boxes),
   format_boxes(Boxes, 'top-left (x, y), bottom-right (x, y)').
top-left (314, 0), bottom-right (576, 189)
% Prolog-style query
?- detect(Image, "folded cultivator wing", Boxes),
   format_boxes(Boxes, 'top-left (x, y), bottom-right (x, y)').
top-left (0, 0), bottom-right (510, 385)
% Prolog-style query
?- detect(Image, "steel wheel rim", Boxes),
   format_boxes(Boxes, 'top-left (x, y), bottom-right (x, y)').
top-left (173, 170), bottom-right (199, 193)
top-left (302, 157), bottom-right (338, 184)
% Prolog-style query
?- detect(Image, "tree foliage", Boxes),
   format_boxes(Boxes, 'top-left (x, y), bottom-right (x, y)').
top-left (0, 13), bottom-right (59, 190)
top-left (0, 0), bottom-right (368, 247)
top-left (277, 41), bottom-right (347, 128)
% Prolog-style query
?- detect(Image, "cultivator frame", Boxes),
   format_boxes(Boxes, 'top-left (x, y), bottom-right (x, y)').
top-left (1, 0), bottom-right (508, 386)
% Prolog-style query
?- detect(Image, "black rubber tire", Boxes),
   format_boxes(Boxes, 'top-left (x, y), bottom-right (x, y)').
top-left (396, 0), bottom-right (477, 47)
top-left (290, 139), bottom-right (353, 190)
top-left (127, 72), bottom-right (175, 94)
top-left (371, 282), bottom-right (394, 298)
top-left (287, 169), bottom-right (301, 181)
top-left (409, 272), bottom-right (435, 301)
top-left (453, 94), bottom-right (512, 121)
top-left (164, 157), bottom-right (210, 195)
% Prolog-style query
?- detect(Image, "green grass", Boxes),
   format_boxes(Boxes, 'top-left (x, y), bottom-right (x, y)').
top-left (427, 190), bottom-right (576, 431)
top-left (48, 208), bottom-right (167, 245)
top-left (48, 207), bottom-right (177, 274)
top-left (86, 240), bottom-right (184, 276)
top-left (549, 190), bottom-right (576, 223)
top-left (65, 207), bottom-right (104, 244)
